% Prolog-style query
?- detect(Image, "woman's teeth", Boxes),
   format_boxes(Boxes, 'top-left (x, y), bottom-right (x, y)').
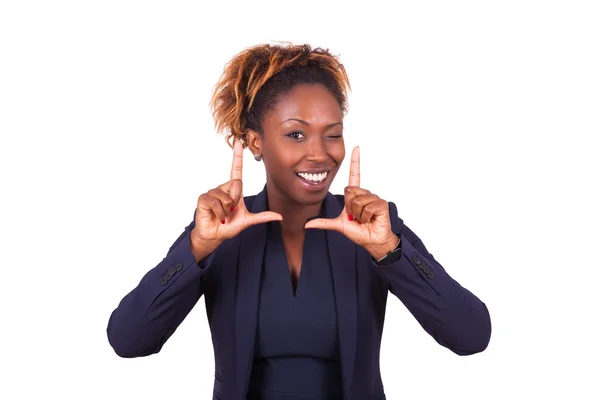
top-left (297, 171), bottom-right (328, 183)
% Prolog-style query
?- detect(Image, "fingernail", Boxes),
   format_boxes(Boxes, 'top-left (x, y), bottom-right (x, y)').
top-left (348, 215), bottom-right (354, 221)
top-left (230, 206), bottom-right (235, 212)
top-left (221, 219), bottom-right (225, 224)
top-left (358, 220), bottom-right (363, 224)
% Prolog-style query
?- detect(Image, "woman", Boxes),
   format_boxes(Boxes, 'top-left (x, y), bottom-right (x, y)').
top-left (107, 43), bottom-right (491, 400)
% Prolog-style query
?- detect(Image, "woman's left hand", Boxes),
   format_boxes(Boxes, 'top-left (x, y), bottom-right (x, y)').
top-left (304, 146), bottom-right (400, 260)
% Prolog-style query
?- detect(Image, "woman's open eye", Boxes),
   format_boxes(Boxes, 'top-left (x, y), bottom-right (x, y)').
top-left (286, 131), bottom-right (305, 140)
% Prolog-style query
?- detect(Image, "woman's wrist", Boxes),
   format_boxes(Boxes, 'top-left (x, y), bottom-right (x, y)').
top-left (189, 231), bottom-right (222, 263)
top-left (367, 234), bottom-right (400, 260)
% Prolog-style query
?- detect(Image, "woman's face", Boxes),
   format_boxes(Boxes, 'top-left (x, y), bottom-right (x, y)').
top-left (251, 83), bottom-right (345, 206)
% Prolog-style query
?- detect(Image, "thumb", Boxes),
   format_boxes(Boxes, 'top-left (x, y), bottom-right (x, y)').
top-left (245, 211), bottom-right (283, 227)
top-left (304, 217), bottom-right (341, 232)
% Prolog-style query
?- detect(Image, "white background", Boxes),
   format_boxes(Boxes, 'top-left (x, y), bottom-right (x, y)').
top-left (1, 1), bottom-right (598, 399)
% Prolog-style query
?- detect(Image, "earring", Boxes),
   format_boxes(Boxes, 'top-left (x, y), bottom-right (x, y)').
top-left (254, 153), bottom-right (262, 161)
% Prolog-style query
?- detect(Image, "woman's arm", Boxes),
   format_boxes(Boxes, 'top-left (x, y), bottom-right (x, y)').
top-left (106, 211), bottom-right (218, 358)
top-left (373, 202), bottom-right (492, 356)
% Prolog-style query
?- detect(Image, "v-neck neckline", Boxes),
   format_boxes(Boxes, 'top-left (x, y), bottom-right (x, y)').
top-left (265, 201), bottom-right (326, 300)
top-left (269, 221), bottom-right (310, 299)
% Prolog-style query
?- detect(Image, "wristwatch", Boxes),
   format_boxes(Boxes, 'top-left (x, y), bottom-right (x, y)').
top-left (373, 235), bottom-right (402, 266)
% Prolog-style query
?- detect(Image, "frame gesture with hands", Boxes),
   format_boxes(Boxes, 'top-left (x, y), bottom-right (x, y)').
top-left (304, 146), bottom-right (399, 260)
top-left (191, 140), bottom-right (283, 245)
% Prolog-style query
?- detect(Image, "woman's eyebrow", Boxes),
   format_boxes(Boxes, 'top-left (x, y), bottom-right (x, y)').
top-left (281, 118), bottom-right (343, 129)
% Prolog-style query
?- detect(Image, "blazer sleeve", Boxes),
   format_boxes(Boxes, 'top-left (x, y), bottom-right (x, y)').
top-left (372, 201), bottom-right (492, 355)
top-left (106, 210), bottom-right (216, 358)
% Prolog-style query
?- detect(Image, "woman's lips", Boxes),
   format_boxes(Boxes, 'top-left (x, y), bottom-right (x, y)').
top-left (295, 171), bottom-right (329, 191)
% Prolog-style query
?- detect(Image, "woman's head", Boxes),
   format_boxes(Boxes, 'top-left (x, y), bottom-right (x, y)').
top-left (210, 43), bottom-right (350, 206)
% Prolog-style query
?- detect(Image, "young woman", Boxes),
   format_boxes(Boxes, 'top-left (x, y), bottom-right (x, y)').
top-left (107, 43), bottom-right (491, 400)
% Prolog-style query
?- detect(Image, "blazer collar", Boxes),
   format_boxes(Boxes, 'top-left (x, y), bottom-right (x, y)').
top-left (235, 185), bottom-right (358, 396)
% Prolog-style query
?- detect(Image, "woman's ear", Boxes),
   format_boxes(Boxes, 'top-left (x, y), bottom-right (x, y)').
top-left (245, 129), bottom-right (262, 156)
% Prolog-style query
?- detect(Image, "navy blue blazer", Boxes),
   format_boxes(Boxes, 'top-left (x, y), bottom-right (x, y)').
top-left (107, 187), bottom-right (491, 400)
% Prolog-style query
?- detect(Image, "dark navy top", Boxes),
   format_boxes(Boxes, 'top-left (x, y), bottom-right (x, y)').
top-left (247, 219), bottom-right (343, 399)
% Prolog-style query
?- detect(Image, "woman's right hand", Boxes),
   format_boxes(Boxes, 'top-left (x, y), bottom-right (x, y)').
top-left (190, 140), bottom-right (282, 259)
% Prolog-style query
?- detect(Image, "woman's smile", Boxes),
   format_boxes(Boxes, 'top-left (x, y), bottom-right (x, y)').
top-left (295, 169), bottom-right (332, 191)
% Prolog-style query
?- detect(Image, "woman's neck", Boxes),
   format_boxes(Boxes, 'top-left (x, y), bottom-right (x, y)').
top-left (266, 184), bottom-right (323, 236)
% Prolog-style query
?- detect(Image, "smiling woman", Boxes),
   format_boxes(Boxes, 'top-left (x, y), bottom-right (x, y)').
top-left (107, 43), bottom-right (492, 400)
top-left (211, 44), bottom-right (349, 205)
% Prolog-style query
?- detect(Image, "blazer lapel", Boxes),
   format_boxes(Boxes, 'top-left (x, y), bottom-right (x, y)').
top-left (234, 187), bottom-right (269, 398)
top-left (323, 193), bottom-right (358, 393)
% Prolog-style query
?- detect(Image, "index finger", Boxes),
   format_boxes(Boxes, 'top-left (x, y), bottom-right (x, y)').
top-left (230, 139), bottom-right (243, 181)
top-left (348, 146), bottom-right (360, 187)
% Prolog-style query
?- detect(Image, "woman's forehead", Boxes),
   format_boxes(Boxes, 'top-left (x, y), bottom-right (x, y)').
top-left (265, 84), bottom-right (344, 125)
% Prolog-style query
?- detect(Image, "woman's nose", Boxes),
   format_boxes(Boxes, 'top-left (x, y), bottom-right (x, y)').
top-left (306, 139), bottom-right (327, 162)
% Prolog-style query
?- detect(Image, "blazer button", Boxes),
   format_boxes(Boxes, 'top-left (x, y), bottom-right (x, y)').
top-left (426, 271), bottom-right (435, 279)
top-left (175, 263), bottom-right (183, 272)
top-left (168, 266), bottom-right (177, 276)
top-left (411, 256), bottom-right (422, 265)
top-left (160, 278), bottom-right (168, 285)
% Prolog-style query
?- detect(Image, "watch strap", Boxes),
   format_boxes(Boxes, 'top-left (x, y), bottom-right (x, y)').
top-left (374, 235), bottom-right (402, 266)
